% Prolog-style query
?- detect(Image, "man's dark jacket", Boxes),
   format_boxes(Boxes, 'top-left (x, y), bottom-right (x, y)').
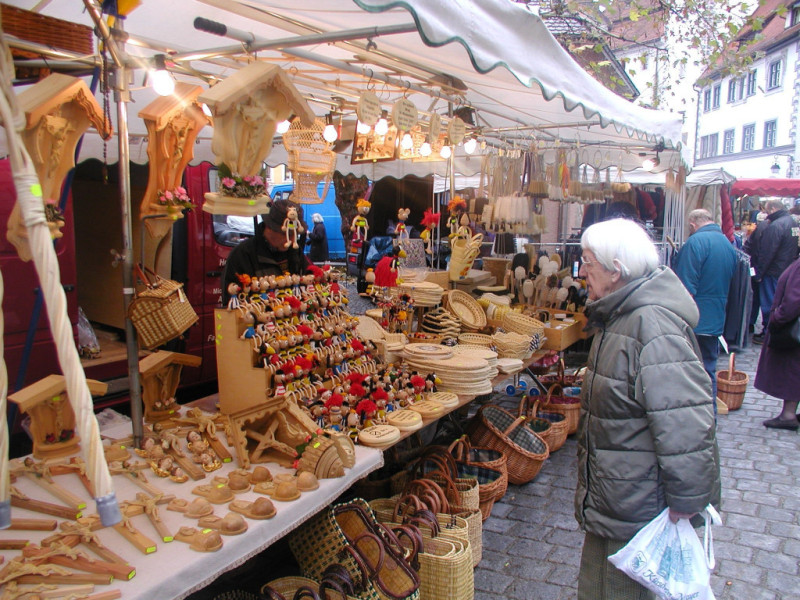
top-left (756, 209), bottom-right (799, 279)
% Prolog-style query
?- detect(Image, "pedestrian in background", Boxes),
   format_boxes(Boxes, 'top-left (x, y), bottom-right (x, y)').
top-left (744, 211), bottom-right (768, 334)
top-left (674, 209), bottom-right (737, 406)
top-left (752, 199), bottom-right (799, 343)
top-left (575, 218), bottom-right (720, 600)
top-left (754, 255), bottom-right (800, 431)
top-left (307, 213), bottom-right (329, 264)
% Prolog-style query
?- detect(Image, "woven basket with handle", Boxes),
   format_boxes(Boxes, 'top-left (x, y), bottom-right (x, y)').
top-left (465, 405), bottom-right (549, 485)
top-left (716, 353), bottom-right (748, 411)
top-left (540, 383), bottom-right (581, 435)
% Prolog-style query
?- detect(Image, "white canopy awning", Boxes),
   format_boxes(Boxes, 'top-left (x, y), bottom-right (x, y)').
top-left (1, 0), bottom-right (688, 173)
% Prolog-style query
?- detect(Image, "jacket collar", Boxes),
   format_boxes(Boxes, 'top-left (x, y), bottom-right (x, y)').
top-left (768, 208), bottom-right (789, 222)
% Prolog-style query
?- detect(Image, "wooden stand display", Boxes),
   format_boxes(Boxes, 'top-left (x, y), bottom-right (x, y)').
top-left (526, 306), bottom-right (588, 351)
top-left (139, 351), bottom-right (202, 423)
top-left (9, 375), bottom-right (107, 459)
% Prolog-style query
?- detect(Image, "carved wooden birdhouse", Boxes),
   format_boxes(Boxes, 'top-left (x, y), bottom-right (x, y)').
top-left (137, 82), bottom-right (211, 238)
top-left (7, 73), bottom-right (111, 261)
top-left (139, 350), bottom-right (202, 423)
top-left (9, 375), bottom-right (107, 459)
top-left (198, 63), bottom-right (315, 216)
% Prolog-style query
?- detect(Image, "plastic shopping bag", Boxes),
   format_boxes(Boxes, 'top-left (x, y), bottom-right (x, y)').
top-left (608, 505), bottom-right (722, 600)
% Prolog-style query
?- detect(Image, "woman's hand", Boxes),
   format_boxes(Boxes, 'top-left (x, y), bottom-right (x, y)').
top-left (668, 509), bottom-right (697, 523)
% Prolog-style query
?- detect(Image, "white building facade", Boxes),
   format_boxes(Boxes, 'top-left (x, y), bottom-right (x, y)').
top-left (694, 17), bottom-right (800, 178)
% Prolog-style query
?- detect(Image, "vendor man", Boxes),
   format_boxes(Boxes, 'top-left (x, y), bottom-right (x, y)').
top-left (222, 199), bottom-right (311, 303)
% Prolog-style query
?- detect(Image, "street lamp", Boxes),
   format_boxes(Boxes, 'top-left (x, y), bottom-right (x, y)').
top-left (771, 156), bottom-right (781, 177)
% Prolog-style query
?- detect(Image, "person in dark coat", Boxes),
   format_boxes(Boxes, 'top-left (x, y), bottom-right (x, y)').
top-left (754, 255), bottom-right (800, 430)
top-left (744, 212), bottom-right (768, 332)
top-left (753, 199), bottom-right (800, 342)
top-left (674, 209), bottom-right (737, 404)
top-left (221, 199), bottom-right (310, 304)
top-left (307, 213), bottom-right (329, 264)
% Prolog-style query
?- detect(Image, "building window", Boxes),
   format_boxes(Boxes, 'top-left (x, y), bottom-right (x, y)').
top-left (747, 70), bottom-right (757, 96)
top-left (738, 76), bottom-right (746, 101)
top-left (712, 84), bottom-right (721, 109)
top-left (727, 80), bottom-right (737, 103)
top-left (723, 129), bottom-right (735, 154)
top-left (764, 120), bottom-right (777, 148)
top-left (742, 124), bottom-right (755, 151)
top-left (699, 135), bottom-right (709, 159)
top-left (709, 133), bottom-right (719, 156)
top-left (703, 89), bottom-right (712, 112)
top-left (767, 60), bottom-right (782, 90)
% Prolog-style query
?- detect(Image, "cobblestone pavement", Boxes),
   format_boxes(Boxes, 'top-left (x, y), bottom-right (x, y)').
top-left (474, 341), bottom-right (800, 600)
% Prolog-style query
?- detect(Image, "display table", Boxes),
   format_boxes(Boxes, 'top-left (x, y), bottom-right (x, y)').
top-left (2, 415), bottom-right (383, 600)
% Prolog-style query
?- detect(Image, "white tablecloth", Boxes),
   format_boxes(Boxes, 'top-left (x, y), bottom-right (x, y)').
top-left (2, 413), bottom-right (384, 599)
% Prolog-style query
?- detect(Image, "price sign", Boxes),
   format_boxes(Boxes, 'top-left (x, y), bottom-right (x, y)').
top-left (448, 117), bottom-right (466, 145)
top-left (357, 91), bottom-right (382, 126)
top-left (392, 98), bottom-right (418, 131)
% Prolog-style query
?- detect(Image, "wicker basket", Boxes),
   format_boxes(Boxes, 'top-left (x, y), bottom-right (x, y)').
top-left (532, 408), bottom-right (568, 452)
top-left (517, 396), bottom-right (565, 453)
top-left (465, 405), bottom-right (549, 485)
top-left (502, 311), bottom-right (545, 337)
top-left (717, 353), bottom-right (748, 411)
top-left (458, 333), bottom-right (494, 347)
top-left (540, 384), bottom-right (580, 435)
top-left (127, 266), bottom-right (198, 349)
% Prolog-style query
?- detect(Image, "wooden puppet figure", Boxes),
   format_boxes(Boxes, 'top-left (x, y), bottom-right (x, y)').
top-left (447, 196), bottom-right (467, 238)
top-left (282, 205), bottom-right (304, 249)
top-left (395, 208), bottom-right (411, 243)
top-left (420, 209), bottom-right (441, 255)
top-left (350, 198), bottom-right (371, 242)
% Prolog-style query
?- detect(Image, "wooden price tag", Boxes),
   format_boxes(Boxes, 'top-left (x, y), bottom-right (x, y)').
top-left (392, 98), bottom-right (418, 131)
top-left (408, 400), bottom-right (444, 419)
top-left (357, 91), bottom-right (382, 126)
top-left (448, 117), bottom-right (466, 145)
top-left (429, 113), bottom-right (442, 141)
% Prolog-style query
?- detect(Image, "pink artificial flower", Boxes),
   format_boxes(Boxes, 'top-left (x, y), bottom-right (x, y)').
top-left (252, 175), bottom-right (265, 187)
top-left (176, 186), bottom-right (186, 194)
top-left (243, 175), bottom-right (253, 184)
top-left (221, 177), bottom-right (236, 188)
top-left (164, 191), bottom-right (174, 201)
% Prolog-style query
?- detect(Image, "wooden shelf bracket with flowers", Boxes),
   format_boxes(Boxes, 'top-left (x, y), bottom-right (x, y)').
top-left (137, 82), bottom-right (210, 238)
top-left (198, 62), bottom-right (315, 217)
top-left (7, 74), bottom-right (112, 262)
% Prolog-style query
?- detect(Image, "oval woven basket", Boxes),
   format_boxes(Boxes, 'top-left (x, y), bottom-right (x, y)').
top-left (716, 353), bottom-right (748, 410)
top-left (540, 384), bottom-right (580, 435)
top-left (502, 311), bottom-right (545, 337)
top-left (518, 396), bottom-right (567, 452)
top-left (465, 405), bottom-right (549, 485)
top-left (458, 333), bottom-right (494, 347)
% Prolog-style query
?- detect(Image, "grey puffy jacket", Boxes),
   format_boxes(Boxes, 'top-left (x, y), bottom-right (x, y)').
top-left (574, 266), bottom-right (721, 541)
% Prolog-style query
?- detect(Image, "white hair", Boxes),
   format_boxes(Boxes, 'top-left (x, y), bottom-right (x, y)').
top-left (581, 218), bottom-right (659, 281)
top-left (312, 213), bottom-right (324, 224)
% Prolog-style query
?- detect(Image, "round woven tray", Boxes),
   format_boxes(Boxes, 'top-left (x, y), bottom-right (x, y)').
top-left (458, 333), bottom-right (493, 347)
top-left (446, 290), bottom-right (487, 330)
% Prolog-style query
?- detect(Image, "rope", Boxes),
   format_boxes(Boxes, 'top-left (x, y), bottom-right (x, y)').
top-left (0, 15), bottom-right (119, 526)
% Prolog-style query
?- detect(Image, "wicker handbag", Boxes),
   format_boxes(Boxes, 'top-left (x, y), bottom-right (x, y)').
top-left (540, 384), bottom-right (580, 435)
top-left (716, 353), bottom-right (748, 411)
top-left (465, 405), bottom-right (549, 485)
top-left (128, 265), bottom-right (198, 349)
top-left (288, 498), bottom-right (420, 600)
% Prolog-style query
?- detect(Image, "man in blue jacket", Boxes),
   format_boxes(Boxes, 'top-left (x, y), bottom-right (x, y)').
top-left (675, 209), bottom-right (737, 405)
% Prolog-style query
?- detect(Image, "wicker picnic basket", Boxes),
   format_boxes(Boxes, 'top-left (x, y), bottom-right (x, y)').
top-left (716, 353), bottom-right (748, 411)
top-left (540, 384), bottom-right (581, 435)
top-left (516, 396), bottom-right (567, 453)
top-left (128, 265), bottom-right (198, 349)
top-left (465, 405), bottom-right (549, 485)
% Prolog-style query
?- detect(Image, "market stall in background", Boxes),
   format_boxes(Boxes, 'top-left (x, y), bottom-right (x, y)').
top-left (0, 1), bottom-right (698, 599)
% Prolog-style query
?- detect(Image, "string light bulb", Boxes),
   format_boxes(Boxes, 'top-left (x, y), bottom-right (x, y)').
top-left (440, 145), bottom-right (452, 159)
top-left (463, 137), bottom-right (477, 155)
top-left (323, 123), bottom-right (338, 142)
top-left (276, 119), bottom-right (292, 134)
top-left (201, 103), bottom-right (212, 118)
top-left (356, 120), bottom-right (371, 134)
top-left (419, 141), bottom-right (432, 156)
top-left (151, 54), bottom-right (175, 96)
top-left (375, 111), bottom-right (389, 136)
top-left (401, 133), bottom-right (413, 150)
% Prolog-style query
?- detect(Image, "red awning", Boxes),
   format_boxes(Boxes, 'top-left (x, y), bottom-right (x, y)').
top-left (731, 178), bottom-right (800, 198)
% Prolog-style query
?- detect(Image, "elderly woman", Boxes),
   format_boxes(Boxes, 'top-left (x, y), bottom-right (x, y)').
top-left (575, 218), bottom-right (720, 600)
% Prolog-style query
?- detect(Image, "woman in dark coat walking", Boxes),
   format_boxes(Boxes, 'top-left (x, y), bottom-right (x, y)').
top-left (307, 213), bottom-right (329, 264)
top-left (754, 255), bottom-right (800, 430)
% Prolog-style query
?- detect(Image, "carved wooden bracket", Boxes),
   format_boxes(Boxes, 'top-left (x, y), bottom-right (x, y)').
top-left (7, 74), bottom-right (111, 261)
top-left (137, 82), bottom-right (210, 238)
